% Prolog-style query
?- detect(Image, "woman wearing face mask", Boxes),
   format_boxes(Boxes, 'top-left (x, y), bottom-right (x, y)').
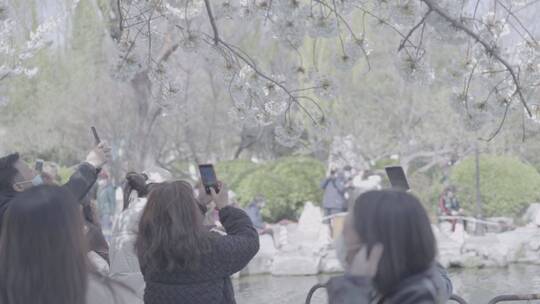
top-left (330, 190), bottom-right (453, 304)
top-left (0, 185), bottom-right (140, 304)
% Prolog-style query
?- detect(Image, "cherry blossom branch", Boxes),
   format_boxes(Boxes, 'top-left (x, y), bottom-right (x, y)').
top-left (420, 0), bottom-right (533, 117)
top-left (495, 0), bottom-right (538, 45)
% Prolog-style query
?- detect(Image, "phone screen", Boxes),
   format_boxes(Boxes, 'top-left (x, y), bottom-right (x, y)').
top-left (199, 164), bottom-right (217, 187)
top-left (91, 126), bottom-right (101, 145)
top-left (35, 160), bottom-right (44, 173)
top-left (385, 166), bottom-right (410, 191)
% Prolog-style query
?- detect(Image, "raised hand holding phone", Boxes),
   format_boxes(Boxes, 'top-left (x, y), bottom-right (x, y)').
top-left (210, 182), bottom-right (229, 210)
top-left (86, 126), bottom-right (111, 169)
top-left (199, 164), bottom-right (220, 195)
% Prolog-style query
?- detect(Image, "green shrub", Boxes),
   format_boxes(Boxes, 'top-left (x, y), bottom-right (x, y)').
top-left (409, 171), bottom-right (446, 216)
top-left (215, 160), bottom-right (259, 189)
top-left (450, 155), bottom-right (540, 217)
top-left (229, 156), bottom-right (326, 222)
top-left (57, 166), bottom-right (75, 184)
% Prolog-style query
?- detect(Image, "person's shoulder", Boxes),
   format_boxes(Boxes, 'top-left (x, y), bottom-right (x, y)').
top-left (87, 273), bottom-right (142, 304)
top-left (389, 276), bottom-right (439, 304)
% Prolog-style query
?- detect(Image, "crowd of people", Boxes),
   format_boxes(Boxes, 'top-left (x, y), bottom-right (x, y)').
top-left (0, 142), bottom-right (455, 304)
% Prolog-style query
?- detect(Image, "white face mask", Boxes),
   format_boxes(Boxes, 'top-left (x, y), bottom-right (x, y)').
top-left (334, 234), bottom-right (350, 269)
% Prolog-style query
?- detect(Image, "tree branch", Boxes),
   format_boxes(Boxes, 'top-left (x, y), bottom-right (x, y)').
top-left (495, 0), bottom-right (538, 45)
top-left (482, 101), bottom-right (510, 142)
top-left (203, 0), bottom-right (220, 45)
top-left (420, 0), bottom-right (533, 117)
top-left (398, 10), bottom-right (432, 52)
top-left (117, 0), bottom-right (123, 35)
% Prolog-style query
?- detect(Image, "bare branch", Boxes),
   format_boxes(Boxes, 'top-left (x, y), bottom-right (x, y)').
top-left (203, 0), bottom-right (220, 45)
top-left (495, 0), bottom-right (538, 45)
top-left (483, 102), bottom-right (510, 141)
top-left (398, 10), bottom-right (432, 52)
top-left (117, 0), bottom-right (124, 35)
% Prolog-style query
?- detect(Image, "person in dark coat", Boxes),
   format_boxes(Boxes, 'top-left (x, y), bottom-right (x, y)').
top-left (135, 181), bottom-right (259, 304)
top-left (321, 169), bottom-right (347, 217)
top-left (329, 190), bottom-right (453, 304)
top-left (0, 142), bottom-right (111, 233)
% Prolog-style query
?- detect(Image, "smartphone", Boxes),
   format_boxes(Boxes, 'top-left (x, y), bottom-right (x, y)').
top-left (199, 164), bottom-right (219, 195)
top-left (385, 166), bottom-right (410, 191)
top-left (35, 159), bottom-right (44, 173)
top-left (91, 126), bottom-right (101, 145)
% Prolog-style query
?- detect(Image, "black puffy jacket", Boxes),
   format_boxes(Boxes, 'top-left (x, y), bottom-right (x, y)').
top-left (0, 162), bottom-right (99, 232)
top-left (327, 263), bottom-right (453, 304)
top-left (141, 206), bottom-right (260, 304)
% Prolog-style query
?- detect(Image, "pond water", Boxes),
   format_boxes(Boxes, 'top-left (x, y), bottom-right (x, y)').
top-left (234, 264), bottom-right (540, 304)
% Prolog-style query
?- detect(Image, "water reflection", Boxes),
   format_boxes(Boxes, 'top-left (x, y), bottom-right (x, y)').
top-left (235, 265), bottom-right (540, 304)
top-left (450, 264), bottom-right (540, 303)
top-left (234, 274), bottom-right (330, 304)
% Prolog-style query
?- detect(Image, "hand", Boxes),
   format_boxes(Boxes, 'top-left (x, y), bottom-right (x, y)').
top-left (349, 244), bottom-right (384, 278)
top-left (86, 142), bottom-right (112, 169)
top-left (196, 182), bottom-right (214, 206)
top-left (210, 181), bottom-right (229, 210)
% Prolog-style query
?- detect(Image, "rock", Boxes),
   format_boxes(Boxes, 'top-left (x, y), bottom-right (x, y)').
top-left (320, 257), bottom-right (343, 273)
top-left (271, 254), bottom-right (321, 276)
top-left (320, 249), bottom-right (344, 273)
top-left (297, 202), bottom-right (324, 242)
top-left (528, 235), bottom-right (540, 251)
top-left (497, 227), bottom-right (539, 263)
top-left (433, 225), bottom-right (463, 268)
top-left (522, 203), bottom-right (540, 225)
top-left (241, 235), bottom-right (276, 276)
top-left (284, 203), bottom-right (331, 255)
top-left (461, 234), bottom-right (509, 267)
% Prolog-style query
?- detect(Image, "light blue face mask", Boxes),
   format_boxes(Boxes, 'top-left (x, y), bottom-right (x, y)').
top-left (31, 174), bottom-right (44, 186)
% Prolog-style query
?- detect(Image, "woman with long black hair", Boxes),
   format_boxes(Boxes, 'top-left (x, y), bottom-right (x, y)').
top-left (0, 185), bottom-right (140, 304)
top-left (135, 181), bottom-right (259, 304)
top-left (329, 190), bottom-right (453, 304)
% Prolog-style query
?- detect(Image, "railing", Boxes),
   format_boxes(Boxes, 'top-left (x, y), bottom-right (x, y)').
top-left (437, 215), bottom-right (504, 227)
top-left (487, 294), bottom-right (540, 303)
top-left (305, 283), bottom-right (325, 304)
top-left (450, 294), bottom-right (468, 304)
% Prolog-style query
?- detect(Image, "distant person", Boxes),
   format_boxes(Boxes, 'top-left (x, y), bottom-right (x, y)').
top-left (321, 169), bottom-right (347, 217)
top-left (0, 142), bottom-right (111, 232)
top-left (135, 181), bottom-right (259, 304)
top-left (96, 170), bottom-right (116, 230)
top-left (109, 171), bottom-right (167, 299)
top-left (439, 188), bottom-right (465, 232)
top-left (0, 185), bottom-right (140, 304)
top-left (329, 190), bottom-right (453, 304)
top-left (246, 195), bottom-right (273, 235)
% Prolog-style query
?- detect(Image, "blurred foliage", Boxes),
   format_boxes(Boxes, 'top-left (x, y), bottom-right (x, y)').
top-left (215, 160), bottom-right (259, 189)
top-left (219, 157), bottom-right (325, 222)
top-left (409, 169), bottom-right (446, 216)
top-left (450, 155), bottom-right (540, 217)
top-left (57, 166), bottom-right (75, 184)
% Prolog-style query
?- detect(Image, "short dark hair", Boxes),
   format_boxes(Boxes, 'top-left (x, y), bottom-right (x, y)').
top-left (0, 153), bottom-right (20, 192)
top-left (353, 190), bottom-right (436, 297)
